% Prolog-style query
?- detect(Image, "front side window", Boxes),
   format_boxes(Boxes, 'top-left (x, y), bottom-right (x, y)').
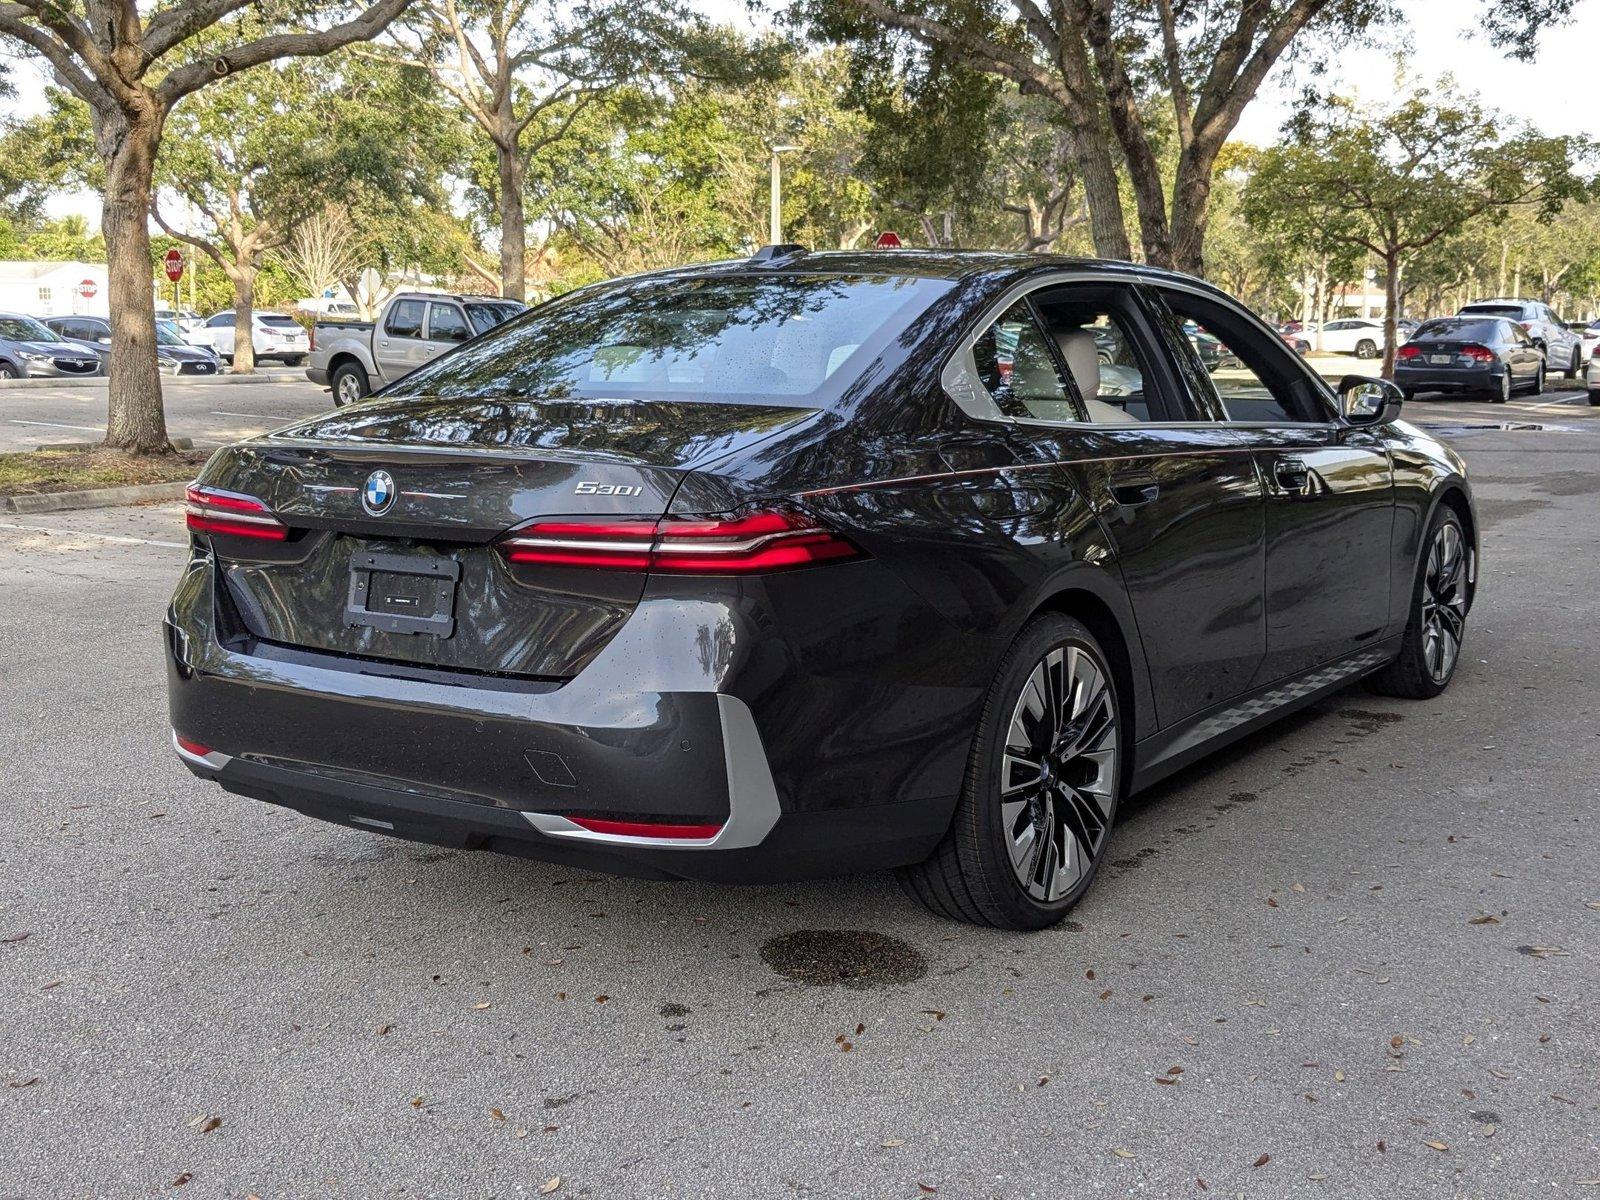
top-left (970, 301), bottom-right (1078, 421)
top-left (385, 300), bottom-right (426, 340)
top-left (383, 274), bottom-right (951, 407)
top-left (0, 316), bottom-right (58, 341)
top-left (428, 303), bottom-right (470, 342)
top-left (207, 313), bottom-right (234, 329)
top-left (1160, 289), bottom-right (1331, 424)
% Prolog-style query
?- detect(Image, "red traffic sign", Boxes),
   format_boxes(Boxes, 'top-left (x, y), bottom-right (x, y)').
top-left (77, 278), bottom-right (98, 299)
top-left (164, 249), bottom-right (185, 282)
top-left (874, 231), bottom-right (903, 249)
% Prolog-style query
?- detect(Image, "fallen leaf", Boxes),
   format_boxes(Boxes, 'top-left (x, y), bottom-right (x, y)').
top-left (1334, 1070), bottom-right (1345, 1082)
top-left (1196, 1180), bottom-right (1208, 1191)
top-left (1181, 1035), bottom-right (1198, 1046)
top-left (1482, 1124), bottom-right (1496, 1138)
top-left (1037, 1076), bottom-right (1049, 1087)
top-left (472, 1002), bottom-right (491, 1011)
top-left (1291, 883), bottom-right (1306, 893)
top-left (917, 1186), bottom-right (938, 1195)
top-left (1153, 1076), bottom-right (1177, 1086)
top-left (539, 1178), bottom-right (560, 1195)
top-left (488, 1108), bottom-right (506, 1122)
top-left (1425, 1141), bottom-right (1448, 1152)
top-left (1252, 1153), bottom-right (1270, 1168)
top-left (595, 995), bottom-right (608, 1004)
top-left (1168, 1065), bottom-right (1184, 1075)
top-left (171, 1173), bottom-right (193, 1187)
top-left (1469, 915), bottom-right (1500, 925)
top-left (1086, 969), bottom-right (1096, 980)
top-left (187, 1115), bottom-right (221, 1133)
top-left (838, 1040), bottom-right (853, 1052)
top-left (1, 932), bottom-right (30, 944)
top-left (1376, 1140), bottom-right (1386, 1153)
top-left (555, 992), bottom-right (567, 1001)
top-left (882, 1139), bottom-right (905, 1148)
top-left (375, 1024), bottom-right (393, 1036)
top-left (921, 1009), bottom-right (946, 1021)
top-left (1098, 989), bottom-right (1112, 1000)
top-left (1111, 1148), bottom-right (1135, 1159)
top-left (41, 979), bottom-right (64, 991)
top-left (8, 1077), bottom-right (39, 1088)
top-left (410, 1097), bottom-right (425, 1109)
top-left (856, 1022), bottom-right (865, 1035)
top-left (1266, 897), bottom-right (1279, 908)
top-left (1389, 1035), bottom-right (1404, 1049)
top-left (1489, 1068), bottom-right (1510, 1080)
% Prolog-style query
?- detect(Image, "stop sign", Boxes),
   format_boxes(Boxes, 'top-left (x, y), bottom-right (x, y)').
top-left (77, 278), bottom-right (98, 299)
top-left (874, 231), bottom-right (903, 248)
top-left (164, 248), bottom-right (185, 282)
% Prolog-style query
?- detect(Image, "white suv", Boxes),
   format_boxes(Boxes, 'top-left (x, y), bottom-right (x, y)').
top-left (1458, 299), bottom-right (1583, 379)
top-left (191, 310), bottom-right (310, 365)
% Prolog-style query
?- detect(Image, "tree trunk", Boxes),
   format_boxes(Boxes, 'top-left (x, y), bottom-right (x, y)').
top-left (99, 110), bottom-right (170, 454)
top-left (230, 264), bottom-right (257, 374)
top-left (1168, 141), bottom-right (1220, 276)
top-left (496, 126), bottom-right (526, 303)
top-left (1380, 248), bottom-right (1401, 380)
top-left (1071, 130), bottom-right (1130, 261)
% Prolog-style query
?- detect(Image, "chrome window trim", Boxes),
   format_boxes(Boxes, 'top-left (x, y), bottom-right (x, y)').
top-left (940, 268), bottom-right (1343, 432)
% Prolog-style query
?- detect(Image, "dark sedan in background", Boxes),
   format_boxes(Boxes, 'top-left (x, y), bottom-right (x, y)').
top-left (44, 314), bottom-right (220, 376)
top-left (1395, 316), bottom-right (1545, 403)
top-left (169, 249), bottom-right (1477, 930)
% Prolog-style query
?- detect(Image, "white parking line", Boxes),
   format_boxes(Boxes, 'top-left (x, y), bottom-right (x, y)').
top-left (209, 410), bottom-right (275, 419)
top-left (8, 419), bottom-right (106, 431)
top-left (0, 521), bottom-right (186, 549)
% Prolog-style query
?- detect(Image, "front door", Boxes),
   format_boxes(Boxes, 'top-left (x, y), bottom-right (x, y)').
top-left (1153, 286), bottom-right (1394, 686)
top-left (986, 282), bottom-right (1267, 730)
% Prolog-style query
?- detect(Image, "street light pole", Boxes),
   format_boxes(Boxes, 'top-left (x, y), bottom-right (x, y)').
top-left (768, 144), bottom-right (798, 244)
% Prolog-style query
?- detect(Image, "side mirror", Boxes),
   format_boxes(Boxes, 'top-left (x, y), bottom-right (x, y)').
top-left (1338, 375), bottom-right (1402, 427)
top-left (98, 336), bottom-right (112, 344)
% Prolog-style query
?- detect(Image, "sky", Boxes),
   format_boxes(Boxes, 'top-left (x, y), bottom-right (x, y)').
top-left (8, 0), bottom-right (1596, 226)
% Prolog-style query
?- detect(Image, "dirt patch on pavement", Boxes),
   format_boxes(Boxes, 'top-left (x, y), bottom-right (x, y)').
top-left (759, 929), bottom-right (928, 990)
top-left (0, 449), bottom-right (205, 496)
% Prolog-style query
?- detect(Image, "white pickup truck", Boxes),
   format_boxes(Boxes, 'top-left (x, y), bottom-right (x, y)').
top-left (307, 292), bottom-right (526, 404)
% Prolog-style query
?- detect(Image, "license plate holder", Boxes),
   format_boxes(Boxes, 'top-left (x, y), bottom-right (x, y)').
top-left (346, 552), bottom-right (460, 638)
top-left (1429, 354), bottom-right (1452, 364)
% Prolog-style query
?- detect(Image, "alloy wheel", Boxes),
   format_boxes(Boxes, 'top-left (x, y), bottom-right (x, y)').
top-left (1000, 645), bottom-right (1118, 902)
top-left (1420, 520), bottom-right (1467, 683)
top-left (336, 373), bottom-right (363, 405)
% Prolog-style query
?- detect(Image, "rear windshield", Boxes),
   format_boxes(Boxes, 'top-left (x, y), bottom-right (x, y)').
top-left (1459, 304), bottom-right (1523, 319)
top-left (1414, 319), bottom-right (1503, 341)
top-left (383, 273), bottom-right (953, 406)
top-left (259, 314), bottom-right (302, 327)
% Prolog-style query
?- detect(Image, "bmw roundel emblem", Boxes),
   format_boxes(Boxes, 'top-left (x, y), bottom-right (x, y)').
top-left (362, 469), bottom-right (396, 516)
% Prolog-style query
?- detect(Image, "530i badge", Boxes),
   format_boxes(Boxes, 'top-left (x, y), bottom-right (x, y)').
top-left (168, 249), bottom-right (1476, 929)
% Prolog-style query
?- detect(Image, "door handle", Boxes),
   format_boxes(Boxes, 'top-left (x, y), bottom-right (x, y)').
top-left (1274, 457), bottom-right (1310, 492)
top-left (1110, 476), bottom-right (1160, 508)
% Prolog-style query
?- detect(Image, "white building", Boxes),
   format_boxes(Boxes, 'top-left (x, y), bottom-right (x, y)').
top-left (0, 260), bottom-right (111, 318)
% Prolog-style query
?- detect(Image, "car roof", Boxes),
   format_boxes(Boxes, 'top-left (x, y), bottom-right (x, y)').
top-left (1462, 299), bottom-right (1533, 308)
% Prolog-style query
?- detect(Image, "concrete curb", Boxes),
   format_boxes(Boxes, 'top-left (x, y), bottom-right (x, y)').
top-left (0, 481), bottom-right (187, 514)
top-left (0, 372), bottom-right (307, 389)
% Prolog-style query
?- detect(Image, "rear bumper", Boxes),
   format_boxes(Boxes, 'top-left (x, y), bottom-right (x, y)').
top-left (1394, 366), bottom-right (1502, 394)
top-left (164, 553), bottom-right (958, 882)
top-left (305, 366), bottom-right (330, 386)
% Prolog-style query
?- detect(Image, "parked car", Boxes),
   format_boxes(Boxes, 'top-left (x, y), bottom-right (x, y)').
top-left (1394, 317), bottom-right (1545, 403)
top-left (190, 310), bottom-right (310, 364)
top-left (1279, 330), bottom-right (1311, 354)
top-left (308, 293), bottom-right (527, 404)
top-left (155, 307), bottom-right (206, 337)
top-left (157, 318), bottom-right (218, 358)
top-left (0, 312), bottom-right (103, 378)
top-left (1318, 318), bottom-right (1387, 358)
top-left (169, 249), bottom-right (1478, 931)
top-left (1583, 320), bottom-right (1600, 406)
top-left (1457, 299), bottom-right (1583, 378)
top-left (43, 314), bottom-right (221, 376)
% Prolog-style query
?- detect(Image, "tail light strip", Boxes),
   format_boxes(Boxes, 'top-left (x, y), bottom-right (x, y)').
top-left (185, 485), bottom-right (288, 541)
top-left (500, 509), bottom-right (862, 574)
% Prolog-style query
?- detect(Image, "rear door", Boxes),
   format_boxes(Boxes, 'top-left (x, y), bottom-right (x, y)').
top-left (1153, 285), bottom-right (1393, 686)
top-left (376, 299), bottom-right (428, 381)
top-left (986, 281), bottom-right (1267, 729)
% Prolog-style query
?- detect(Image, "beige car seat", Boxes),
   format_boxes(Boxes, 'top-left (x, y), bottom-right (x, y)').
top-left (1053, 329), bottom-right (1139, 424)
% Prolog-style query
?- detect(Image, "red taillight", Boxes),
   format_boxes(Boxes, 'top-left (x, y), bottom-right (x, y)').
top-left (499, 507), bottom-right (863, 574)
top-left (185, 485), bottom-right (288, 540)
top-left (567, 816), bottom-right (724, 840)
top-left (175, 736), bottom-right (211, 757)
top-left (1462, 344), bottom-right (1495, 364)
top-left (1397, 344), bottom-right (1421, 361)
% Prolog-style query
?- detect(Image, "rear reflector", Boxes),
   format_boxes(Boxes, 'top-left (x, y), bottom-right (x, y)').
top-left (567, 816), bottom-right (724, 840)
top-left (175, 736), bottom-right (212, 757)
top-left (500, 507), bottom-right (863, 574)
top-left (185, 485), bottom-right (288, 541)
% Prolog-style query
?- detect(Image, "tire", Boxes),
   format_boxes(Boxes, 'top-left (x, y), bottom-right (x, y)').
top-left (282, 355), bottom-right (305, 367)
top-left (1564, 347), bottom-right (1580, 380)
top-left (1490, 372), bottom-right (1510, 403)
top-left (0, 361), bottom-right (17, 379)
top-left (1365, 505), bottom-right (1469, 700)
top-left (1355, 338), bottom-right (1377, 359)
top-left (897, 614), bottom-right (1124, 930)
top-left (1525, 361), bottom-right (1545, 396)
top-left (1400, 388), bottom-right (1416, 402)
top-left (1589, 390), bottom-right (1600, 407)
top-left (331, 361), bottom-right (369, 406)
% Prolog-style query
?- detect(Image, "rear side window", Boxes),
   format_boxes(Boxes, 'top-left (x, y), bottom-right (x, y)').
top-left (465, 301), bottom-right (523, 335)
top-left (207, 313), bottom-right (234, 328)
top-left (383, 274), bottom-right (951, 407)
top-left (386, 300), bottom-right (426, 340)
top-left (970, 301), bottom-right (1078, 422)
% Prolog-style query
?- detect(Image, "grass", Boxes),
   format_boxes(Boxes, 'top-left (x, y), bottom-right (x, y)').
top-left (0, 449), bottom-right (206, 497)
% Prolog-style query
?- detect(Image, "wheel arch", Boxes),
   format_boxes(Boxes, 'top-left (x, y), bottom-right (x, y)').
top-left (1023, 578), bottom-right (1153, 749)
top-left (1430, 481), bottom-right (1478, 611)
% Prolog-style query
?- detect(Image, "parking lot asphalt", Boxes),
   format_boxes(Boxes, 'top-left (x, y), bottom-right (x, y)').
top-left (0, 366), bottom-right (328, 453)
top-left (1, 402), bottom-right (1597, 1198)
